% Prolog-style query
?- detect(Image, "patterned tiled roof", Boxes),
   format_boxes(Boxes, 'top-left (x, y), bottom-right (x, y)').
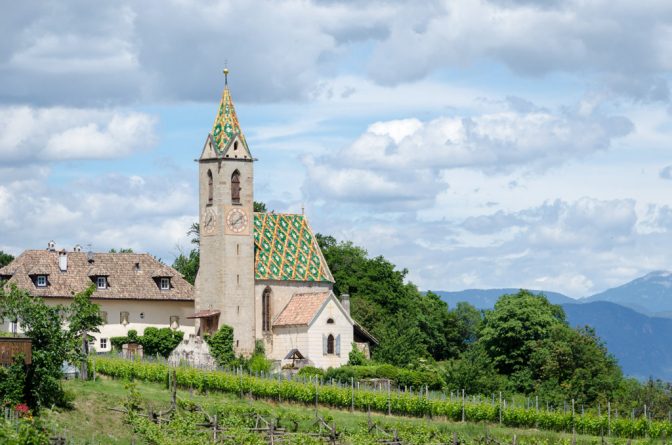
top-left (211, 85), bottom-right (248, 153)
top-left (0, 251), bottom-right (193, 301)
top-left (254, 213), bottom-right (334, 282)
top-left (273, 292), bottom-right (330, 327)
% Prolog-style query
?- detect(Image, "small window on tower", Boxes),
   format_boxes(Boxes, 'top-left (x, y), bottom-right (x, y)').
top-left (231, 170), bottom-right (241, 205)
top-left (234, 141), bottom-right (238, 151)
top-left (207, 170), bottom-right (214, 206)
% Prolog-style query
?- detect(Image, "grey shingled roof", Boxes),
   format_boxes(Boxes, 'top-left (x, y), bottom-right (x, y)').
top-left (0, 250), bottom-right (193, 301)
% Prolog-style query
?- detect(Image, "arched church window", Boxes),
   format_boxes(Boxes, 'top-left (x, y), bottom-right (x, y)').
top-left (234, 141), bottom-right (238, 151)
top-left (327, 334), bottom-right (335, 354)
top-left (327, 318), bottom-right (334, 324)
top-left (231, 170), bottom-right (241, 205)
top-left (262, 287), bottom-right (271, 332)
top-left (207, 170), bottom-right (213, 205)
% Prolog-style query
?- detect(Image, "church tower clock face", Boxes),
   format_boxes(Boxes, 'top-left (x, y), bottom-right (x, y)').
top-left (225, 207), bottom-right (248, 234)
top-left (202, 207), bottom-right (217, 235)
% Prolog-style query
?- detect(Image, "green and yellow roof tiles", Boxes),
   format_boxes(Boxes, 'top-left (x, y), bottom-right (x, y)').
top-left (211, 85), bottom-right (249, 153)
top-left (254, 213), bottom-right (334, 283)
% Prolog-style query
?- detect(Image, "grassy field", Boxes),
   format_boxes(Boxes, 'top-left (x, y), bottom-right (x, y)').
top-left (41, 378), bottom-right (657, 445)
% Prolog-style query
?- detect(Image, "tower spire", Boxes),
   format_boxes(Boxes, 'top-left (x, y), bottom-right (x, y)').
top-left (210, 67), bottom-right (249, 155)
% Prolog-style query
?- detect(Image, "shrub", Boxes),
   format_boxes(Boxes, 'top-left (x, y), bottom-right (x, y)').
top-left (205, 325), bottom-right (235, 367)
top-left (110, 328), bottom-right (183, 358)
top-left (297, 366), bottom-right (324, 378)
top-left (348, 342), bottom-right (367, 366)
top-left (141, 327), bottom-right (184, 358)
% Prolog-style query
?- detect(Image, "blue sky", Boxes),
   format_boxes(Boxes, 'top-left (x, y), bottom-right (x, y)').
top-left (2, 0), bottom-right (672, 298)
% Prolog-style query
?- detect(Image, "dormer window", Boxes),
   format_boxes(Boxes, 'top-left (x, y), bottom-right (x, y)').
top-left (97, 276), bottom-right (107, 289)
top-left (160, 277), bottom-right (170, 290)
top-left (36, 275), bottom-right (47, 287)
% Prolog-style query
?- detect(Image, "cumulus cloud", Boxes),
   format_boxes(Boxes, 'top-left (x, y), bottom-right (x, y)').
top-left (311, 197), bottom-right (672, 297)
top-left (0, 172), bottom-right (195, 261)
top-left (367, 0), bottom-right (672, 102)
top-left (304, 96), bottom-right (632, 208)
top-left (2, 0), bottom-right (671, 105)
top-left (0, 107), bottom-right (157, 163)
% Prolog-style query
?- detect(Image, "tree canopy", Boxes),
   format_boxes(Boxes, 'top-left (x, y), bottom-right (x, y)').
top-left (0, 250), bottom-right (14, 268)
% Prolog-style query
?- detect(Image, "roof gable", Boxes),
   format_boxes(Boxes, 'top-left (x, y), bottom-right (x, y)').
top-left (273, 291), bottom-right (353, 328)
top-left (253, 213), bottom-right (334, 283)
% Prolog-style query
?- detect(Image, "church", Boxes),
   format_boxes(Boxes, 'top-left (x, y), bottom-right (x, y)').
top-left (192, 71), bottom-right (376, 368)
top-left (0, 72), bottom-right (376, 369)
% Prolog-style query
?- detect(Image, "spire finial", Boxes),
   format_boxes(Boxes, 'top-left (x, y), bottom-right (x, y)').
top-left (223, 60), bottom-right (229, 85)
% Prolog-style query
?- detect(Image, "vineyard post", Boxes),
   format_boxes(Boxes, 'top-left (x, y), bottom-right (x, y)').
top-left (462, 389), bottom-right (466, 422)
top-left (608, 402), bottom-right (611, 437)
top-left (572, 399), bottom-right (576, 437)
top-left (535, 396), bottom-right (538, 412)
top-left (499, 392), bottom-right (502, 425)
top-left (315, 378), bottom-right (319, 413)
top-left (388, 381), bottom-right (391, 415)
top-left (351, 377), bottom-right (354, 412)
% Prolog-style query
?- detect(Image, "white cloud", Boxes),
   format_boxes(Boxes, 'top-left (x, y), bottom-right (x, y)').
top-left (3, 0), bottom-right (671, 105)
top-left (304, 96), bottom-right (632, 209)
top-left (0, 107), bottom-right (157, 163)
top-left (0, 172), bottom-right (195, 262)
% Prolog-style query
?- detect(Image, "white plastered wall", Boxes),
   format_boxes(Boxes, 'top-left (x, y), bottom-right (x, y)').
top-left (271, 295), bottom-right (352, 369)
top-left (20, 298), bottom-right (196, 352)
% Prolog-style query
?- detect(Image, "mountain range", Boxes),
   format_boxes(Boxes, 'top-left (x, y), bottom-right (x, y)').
top-left (433, 270), bottom-right (672, 381)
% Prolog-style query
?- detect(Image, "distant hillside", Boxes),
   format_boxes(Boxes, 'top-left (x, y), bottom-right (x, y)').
top-left (563, 301), bottom-right (672, 381)
top-left (434, 288), bottom-right (576, 310)
top-left (585, 271), bottom-right (672, 316)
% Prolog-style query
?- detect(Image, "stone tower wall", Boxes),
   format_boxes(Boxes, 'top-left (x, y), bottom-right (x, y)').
top-left (195, 135), bottom-right (256, 355)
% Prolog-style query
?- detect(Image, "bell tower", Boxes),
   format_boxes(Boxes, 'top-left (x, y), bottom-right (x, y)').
top-left (194, 69), bottom-right (256, 354)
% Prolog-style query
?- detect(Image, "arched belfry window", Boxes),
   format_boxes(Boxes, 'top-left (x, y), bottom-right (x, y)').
top-left (327, 334), bottom-right (335, 354)
top-left (262, 287), bottom-right (271, 332)
top-left (231, 170), bottom-right (241, 205)
top-left (207, 170), bottom-right (213, 205)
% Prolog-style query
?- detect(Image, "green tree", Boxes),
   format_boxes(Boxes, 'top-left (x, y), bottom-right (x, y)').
top-left (172, 248), bottom-right (199, 285)
top-left (479, 290), bottom-right (566, 376)
top-left (254, 201), bottom-right (267, 212)
top-left (0, 285), bottom-right (74, 410)
top-left (529, 324), bottom-right (621, 404)
top-left (453, 301), bottom-right (483, 345)
top-left (0, 250), bottom-right (14, 268)
top-left (67, 285), bottom-right (103, 379)
top-left (109, 248), bottom-right (134, 253)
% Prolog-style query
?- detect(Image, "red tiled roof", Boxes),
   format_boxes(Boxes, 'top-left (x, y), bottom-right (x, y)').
top-left (0, 250), bottom-right (193, 301)
top-left (273, 292), bottom-right (330, 327)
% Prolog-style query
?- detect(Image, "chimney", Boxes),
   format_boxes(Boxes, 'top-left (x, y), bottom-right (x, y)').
top-left (58, 250), bottom-right (68, 272)
top-left (47, 240), bottom-right (56, 251)
top-left (73, 244), bottom-right (82, 252)
top-left (87, 250), bottom-right (95, 263)
top-left (340, 293), bottom-right (350, 316)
